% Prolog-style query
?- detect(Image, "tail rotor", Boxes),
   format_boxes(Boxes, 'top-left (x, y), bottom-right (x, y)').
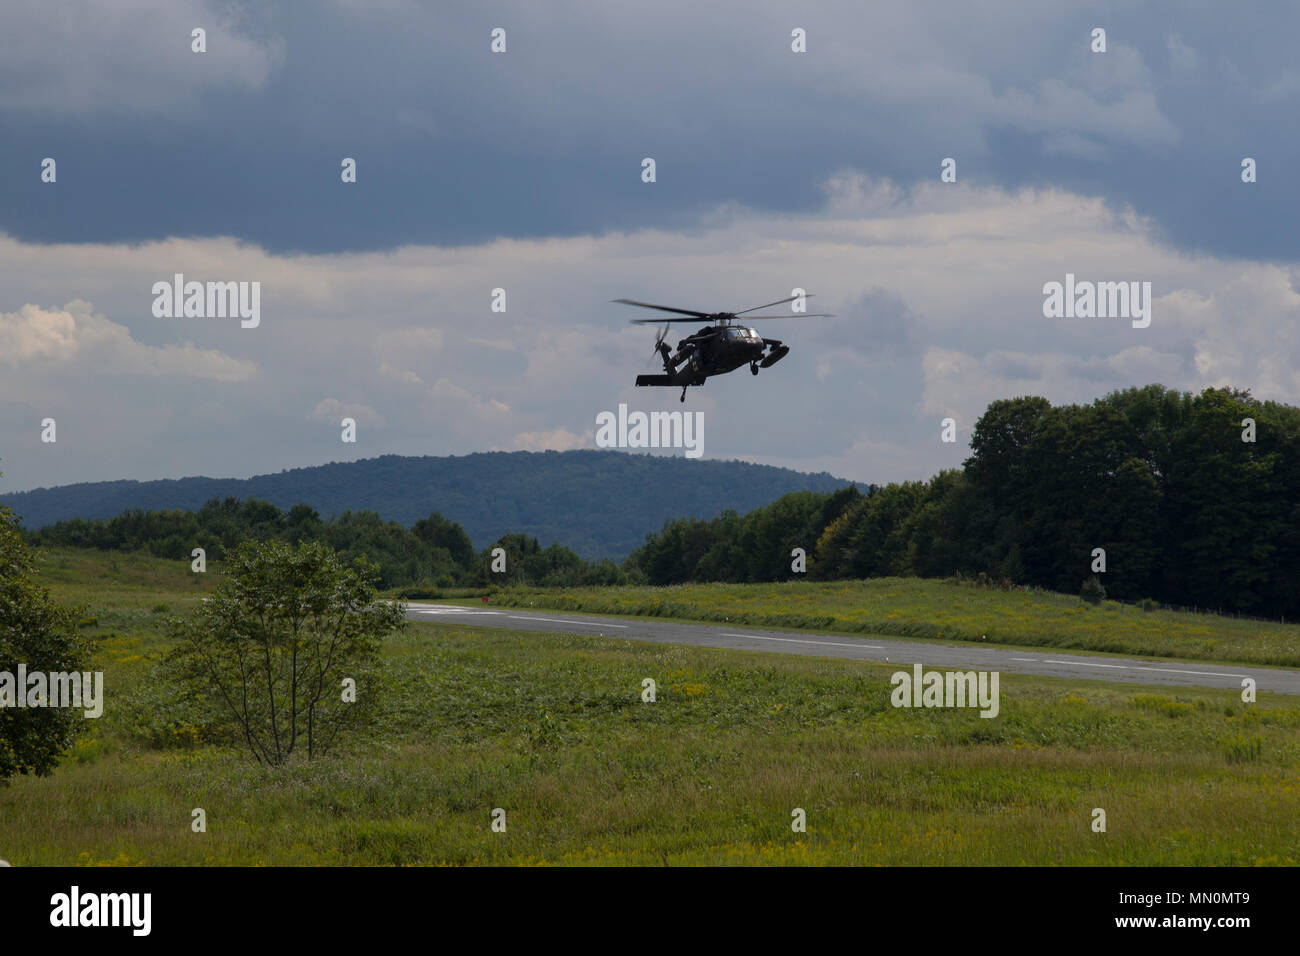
top-left (649, 323), bottom-right (672, 369)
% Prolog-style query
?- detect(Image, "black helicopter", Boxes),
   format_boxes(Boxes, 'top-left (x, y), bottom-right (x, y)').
top-left (614, 294), bottom-right (833, 402)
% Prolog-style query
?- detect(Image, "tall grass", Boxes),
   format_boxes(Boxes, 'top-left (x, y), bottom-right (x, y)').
top-left (2, 549), bottom-right (1294, 866)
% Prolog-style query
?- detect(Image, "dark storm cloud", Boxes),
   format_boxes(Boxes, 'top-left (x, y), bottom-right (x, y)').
top-left (2, 1), bottom-right (1298, 260)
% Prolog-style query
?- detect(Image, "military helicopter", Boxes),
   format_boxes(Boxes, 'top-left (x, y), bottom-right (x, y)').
top-left (614, 294), bottom-right (833, 402)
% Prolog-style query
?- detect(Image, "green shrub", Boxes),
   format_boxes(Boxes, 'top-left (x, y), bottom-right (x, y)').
top-left (1080, 576), bottom-right (1106, 605)
top-left (396, 587), bottom-right (443, 600)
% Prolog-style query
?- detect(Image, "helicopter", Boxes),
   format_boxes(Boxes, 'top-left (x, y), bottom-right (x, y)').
top-left (614, 294), bottom-right (833, 402)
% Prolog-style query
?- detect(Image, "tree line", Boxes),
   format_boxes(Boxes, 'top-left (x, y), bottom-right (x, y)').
top-left (627, 385), bottom-right (1300, 619)
top-left (28, 498), bottom-right (630, 590)
top-left (25, 384), bottom-right (1300, 617)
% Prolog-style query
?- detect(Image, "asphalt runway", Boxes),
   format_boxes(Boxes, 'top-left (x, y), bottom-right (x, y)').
top-left (404, 602), bottom-right (1300, 696)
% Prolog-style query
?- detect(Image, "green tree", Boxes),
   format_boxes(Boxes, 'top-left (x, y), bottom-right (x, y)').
top-left (0, 499), bottom-right (89, 780)
top-left (1163, 388), bottom-right (1279, 611)
top-left (1099, 456), bottom-right (1162, 600)
top-left (168, 539), bottom-right (405, 765)
top-left (627, 516), bottom-right (722, 585)
top-left (898, 471), bottom-right (968, 578)
top-left (843, 481), bottom-right (929, 577)
top-left (478, 533), bottom-right (541, 585)
top-left (812, 496), bottom-right (869, 580)
top-left (285, 503), bottom-right (324, 543)
top-left (964, 395), bottom-right (1053, 576)
top-left (412, 512), bottom-right (474, 569)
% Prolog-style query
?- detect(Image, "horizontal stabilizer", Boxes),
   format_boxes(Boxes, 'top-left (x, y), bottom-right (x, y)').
top-left (635, 374), bottom-right (674, 387)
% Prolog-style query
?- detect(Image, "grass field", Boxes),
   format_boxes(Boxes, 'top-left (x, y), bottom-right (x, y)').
top-left (1, 548), bottom-right (1297, 866)
top-left (487, 579), bottom-right (1300, 668)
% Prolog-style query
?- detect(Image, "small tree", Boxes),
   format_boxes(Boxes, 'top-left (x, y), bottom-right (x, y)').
top-left (1080, 575), bottom-right (1107, 606)
top-left (169, 539), bottom-right (405, 764)
top-left (0, 500), bottom-right (88, 781)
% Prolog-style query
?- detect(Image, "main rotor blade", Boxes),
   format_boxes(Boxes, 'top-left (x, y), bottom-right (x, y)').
top-left (734, 294), bottom-right (814, 315)
top-left (737, 313), bottom-right (835, 319)
top-left (612, 298), bottom-right (711, 318)
top-left (630, 316), bottom-right (714, 324)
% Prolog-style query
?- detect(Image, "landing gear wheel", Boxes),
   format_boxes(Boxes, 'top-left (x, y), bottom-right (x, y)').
top-left (750, 363), bottom-right (759, 376)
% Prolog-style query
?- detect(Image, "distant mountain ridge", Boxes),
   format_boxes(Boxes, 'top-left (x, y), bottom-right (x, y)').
top-left (1, 451), bottom-right (868, 559)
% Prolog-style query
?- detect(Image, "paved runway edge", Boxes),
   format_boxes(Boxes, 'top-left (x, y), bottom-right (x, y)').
top-left (403, 602), bottom-right (1300, 696)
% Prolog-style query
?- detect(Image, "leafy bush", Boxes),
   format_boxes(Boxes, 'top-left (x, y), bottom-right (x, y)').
top-left (0, 501), bottom-right (90, 779)
top-left (1080, 576), bottom-right (1106, 605)
top-left (167, 540), bottom-right (406, 765)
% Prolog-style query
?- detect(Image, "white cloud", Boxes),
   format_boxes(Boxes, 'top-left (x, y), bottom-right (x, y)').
top-left (0, 300), bottom-right (255, 381)
top-left (373, 327), bottom-right (444, 386)
top-left (310, 398), bottom-right (386, 428)
top-left (428, 379), bottom-right (510, 419)
top-left (919, 345), bottom-right (1190, 424)
top-left (513, 428), bottom-right (587, 452)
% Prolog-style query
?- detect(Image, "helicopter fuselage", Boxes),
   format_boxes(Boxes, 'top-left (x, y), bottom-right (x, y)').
top-left (619, 296), bottom-right (817, 401)
top-left (677, 324), bottom-right (766, 378)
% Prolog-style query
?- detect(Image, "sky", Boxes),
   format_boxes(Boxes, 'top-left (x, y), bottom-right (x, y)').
top-left (2, 0), bottom-right (1299, 494)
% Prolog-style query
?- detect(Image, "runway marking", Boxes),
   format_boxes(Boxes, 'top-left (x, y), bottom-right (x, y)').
top-left (1010, 658), bottom-right (1038, 662)
top-left (1041, 659), bottom-right (1247, 678)
top-left (506, 615), bottom-right (628, 629)
top-left (406, 604), bottom-right (628, 629)
top-left (1041, 659), bottom-right (1128, 669)
top-left (410, 606), bottom-right (501, 616)
top-left (723, 633), bottom-right (884, 650)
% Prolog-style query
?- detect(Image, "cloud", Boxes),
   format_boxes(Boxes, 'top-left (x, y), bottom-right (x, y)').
top-left (0, 170), bottom-right (1297, 492)
top-left (513, 428), bottom-right (588, 452)
top-left (919, 345), bottom-right (1190, 423)
top-left (0, 300), bottom-right (255, 381)
top-left (1167, 34), bottom-right (1200, 73)
top-left (524, 330), bottom-right (594, 384)
top-left (373, 327), bottom-right (444, 386)
top-left (818, 287), bottom-right (919, 358)
top-left (0, 0), bottom-right (281, 114)
top-left (309, 398), bottom-right (386, 428)
top-left (428, 379), bottom-right (510, 420)
top-left (6, 1), bottom-right (1299, 263)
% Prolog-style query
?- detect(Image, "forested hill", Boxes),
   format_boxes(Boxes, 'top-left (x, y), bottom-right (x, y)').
top-left (0, 451), bottom-right (867, 559)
